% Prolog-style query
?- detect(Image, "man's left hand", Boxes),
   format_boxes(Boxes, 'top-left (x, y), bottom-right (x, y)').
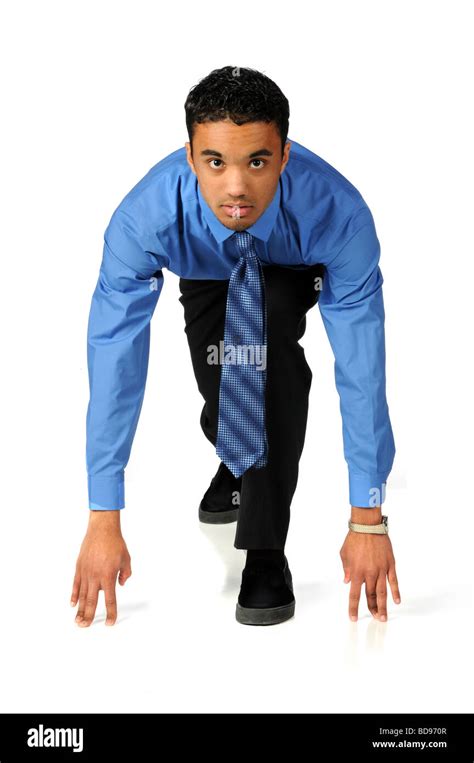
top-left (339, 506), bottom-right (401, 621)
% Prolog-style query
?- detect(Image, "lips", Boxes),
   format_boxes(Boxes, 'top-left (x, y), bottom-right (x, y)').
top-left (222, 205), bottom-right (253, 218)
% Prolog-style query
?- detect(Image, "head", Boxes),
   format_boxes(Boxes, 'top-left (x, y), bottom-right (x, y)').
top-left (184, 66), bottom-right (290, 231)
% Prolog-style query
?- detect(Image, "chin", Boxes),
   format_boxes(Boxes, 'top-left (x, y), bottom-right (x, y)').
top-left (225, 218), bottom-right (249, 230)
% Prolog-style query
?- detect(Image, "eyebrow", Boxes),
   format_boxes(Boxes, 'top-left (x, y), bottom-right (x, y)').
top-left (200, 148), bottom-right (274, 159)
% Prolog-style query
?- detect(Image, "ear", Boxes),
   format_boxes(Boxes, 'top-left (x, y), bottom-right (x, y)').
top-left (185, 141), bottom-right (196, 175)
top-left (280, 141), bottom-right (291, 174)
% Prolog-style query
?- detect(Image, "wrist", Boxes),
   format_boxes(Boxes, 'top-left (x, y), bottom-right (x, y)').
top-left (350, 505), bottom-right (382, 525)
top-left (88, 509), bottom-right (121, 531)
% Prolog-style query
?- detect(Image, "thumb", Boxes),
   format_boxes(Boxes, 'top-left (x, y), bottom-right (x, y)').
top-left (118, 562), bottom-right (132, 586)
top-left (343, 567), bottom-right (351, 583)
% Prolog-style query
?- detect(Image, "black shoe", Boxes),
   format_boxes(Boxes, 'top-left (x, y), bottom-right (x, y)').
top-left (199, 462), bottom-right (242, 524)
top-left (235, 554), bottom-right (295, 626)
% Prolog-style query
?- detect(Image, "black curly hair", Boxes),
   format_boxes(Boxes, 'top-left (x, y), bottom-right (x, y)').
top-left (184, 66), bottom-right (290, 157)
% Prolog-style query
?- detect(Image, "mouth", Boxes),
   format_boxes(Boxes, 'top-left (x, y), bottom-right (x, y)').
top-left (221, 204), bottom-right (254, 219)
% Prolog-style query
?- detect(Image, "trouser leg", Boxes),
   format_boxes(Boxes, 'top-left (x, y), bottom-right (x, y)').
top-left (178, 262), bottom-right (325, 550)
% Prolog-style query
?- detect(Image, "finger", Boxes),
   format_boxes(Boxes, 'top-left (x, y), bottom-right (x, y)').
top-left (79, 581), bottom-right (99, 627)
top-left (70, 570), bottom-right (81, 607)
top-left (376, 575), bottom-right (388, 621)
top-left (365, 575), bottom-right (378, 618)
top-left (104, 581), bottom-right (118, 626)
top-left (349, 579), bottom-right (362, 621)
top-left (388, 565), bottom-right (401, 604)
top-left (75, 582), bottom-right (88, 624)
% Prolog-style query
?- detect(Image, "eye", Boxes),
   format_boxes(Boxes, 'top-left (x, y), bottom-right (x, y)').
top-left (250, 159), bottom-right (266, 168)
top-left (208, 159), bottom-right (223, 168)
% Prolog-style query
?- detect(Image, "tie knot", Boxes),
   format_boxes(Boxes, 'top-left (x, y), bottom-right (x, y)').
top-left (233, 230), bottom-right (257, 259)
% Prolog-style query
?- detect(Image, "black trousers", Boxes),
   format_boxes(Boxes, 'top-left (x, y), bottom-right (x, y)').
top-left (178, 262), bottom-right (325, 550)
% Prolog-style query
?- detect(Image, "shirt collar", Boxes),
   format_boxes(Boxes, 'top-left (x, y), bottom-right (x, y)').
top-left (197, 181), bottom-right (281, 244)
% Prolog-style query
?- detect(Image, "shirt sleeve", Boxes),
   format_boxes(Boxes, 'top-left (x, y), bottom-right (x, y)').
top-left (86, 205), bottom-right (166, 510)
top-left (317, 205), bottom-right (396, 507)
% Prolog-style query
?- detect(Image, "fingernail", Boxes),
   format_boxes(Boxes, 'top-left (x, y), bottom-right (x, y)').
top-left (395, 598), bottom-right (400, 603)
top-left (350, 615), bottom-right (357, 621)
top-left (380, 615), bottom-right (386, 621)
top-left (70, 601), bottom-right (75, 607)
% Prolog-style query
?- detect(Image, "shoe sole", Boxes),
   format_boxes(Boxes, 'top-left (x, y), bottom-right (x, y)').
top-left (199, 502), bottom-right (239, 524)
top-left (235, 598), bottom-right (295, 625)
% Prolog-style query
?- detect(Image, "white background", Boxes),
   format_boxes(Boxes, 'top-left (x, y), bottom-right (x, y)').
top-left (0, 0), bottom-right (472, 713)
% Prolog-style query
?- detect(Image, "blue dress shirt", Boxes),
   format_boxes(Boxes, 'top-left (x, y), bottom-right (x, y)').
top-left (86, 138), bottom-right (395, 511)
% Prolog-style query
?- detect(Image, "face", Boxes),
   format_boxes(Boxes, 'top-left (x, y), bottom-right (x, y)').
top-left (185, 119), bottom-right (290, 231)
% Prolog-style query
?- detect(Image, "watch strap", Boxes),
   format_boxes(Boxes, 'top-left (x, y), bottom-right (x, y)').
top-left (348, 514), bottom-right (389, 534)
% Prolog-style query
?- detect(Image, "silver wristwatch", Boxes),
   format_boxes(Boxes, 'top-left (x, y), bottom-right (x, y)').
top-left (348, 514), bottom-right (389, 535)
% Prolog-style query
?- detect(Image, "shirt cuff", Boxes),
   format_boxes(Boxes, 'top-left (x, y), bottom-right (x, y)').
top-left (349, 471), bottom-right (389, 508)
top-left (88, 474), bottom-right (125, 510)
top-left (89, 502), bottom-right (124, 511)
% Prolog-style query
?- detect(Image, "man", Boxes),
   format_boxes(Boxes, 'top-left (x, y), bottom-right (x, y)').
top-left (71, 66), bottom-right (401, 628)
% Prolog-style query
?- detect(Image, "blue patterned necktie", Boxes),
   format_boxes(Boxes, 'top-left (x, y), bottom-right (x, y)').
top-left (215, 230), bottom-right (268, 477)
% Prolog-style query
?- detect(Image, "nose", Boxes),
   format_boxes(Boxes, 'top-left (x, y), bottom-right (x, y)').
top-left (224, 169), bottom-right (249, 199)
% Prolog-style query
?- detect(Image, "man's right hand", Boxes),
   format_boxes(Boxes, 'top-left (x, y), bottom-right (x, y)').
top-left (70, 510), bottom-right (132, 627)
